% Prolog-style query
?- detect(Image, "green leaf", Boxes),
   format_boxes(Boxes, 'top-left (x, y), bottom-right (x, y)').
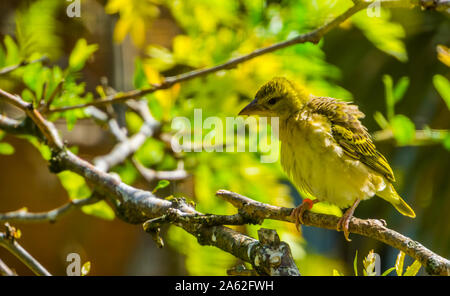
top-left (381, 267), bottom-right (396, 276)
top-left (81, 261), bottom-right (91, 276)
top-left (0, 142), bottom-right (14, 155)
top-left (383, 74), bottom-right (395, 120)
top-left (373, 111), bottom-right (389, 129)
top-left (152, 180), bottom-right (170, 193)
top-left (69, 39), bottom-right (98, 72)
top-left (26, 136), bottom-right (51, 160)
top-left (403, 260), bottom-right (421, 276)
top-left (133, 58), bottom-right (149, 89)
top-left (57, 171), bottom-right (91, 199)
top-left (4, 35), bottom-right (20, 65)
top-left (353, 250), bottom-right (358, 276)
top-left (390, 115), bottom-right (415, 145)
top-left (82, 201), bottom-right (115, 221)
top-left (395, 251), bottom-right (405, 276)
top-left (433, 74), bottom-right (450, 110)
top-left (393, 76), bottom-right (410, 104)
top-left (443, 133), bottom-right (450, 151)
top-left (353, 9), bottom-right (407, 62)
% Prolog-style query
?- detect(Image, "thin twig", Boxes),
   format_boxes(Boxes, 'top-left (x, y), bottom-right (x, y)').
top-left (132, 158), bottom-right (188, 182)
top-left (373, 129), bottom-right (448, 146)
top-left (0, 56), bottom-right (48, 76)
top-left (0, 194), bottom-right (101, 224)
top-left (0, 259), bottom-right (16, 276)
top-left (0, 232), bottom-right (51, 276)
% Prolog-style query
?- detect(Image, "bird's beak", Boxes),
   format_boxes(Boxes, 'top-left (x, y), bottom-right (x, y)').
top-left (238, 99), bottom-right (263, 116)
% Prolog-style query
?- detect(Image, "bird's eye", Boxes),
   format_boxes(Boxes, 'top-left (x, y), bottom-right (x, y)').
top-left (268, 97), bottom-right (280, 105)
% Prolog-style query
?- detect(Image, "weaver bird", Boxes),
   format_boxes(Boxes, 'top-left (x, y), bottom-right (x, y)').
top-left (239, 77), bottom-right (415, 241)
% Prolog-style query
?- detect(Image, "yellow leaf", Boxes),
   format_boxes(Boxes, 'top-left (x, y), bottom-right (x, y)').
top-left (81, 261), bottom-right (91, 276)
top-left (114, 18), bottom-right (132, 43)
top-left (131, 18), bottom-right (146, 48)
top-left (403, 260), bottom-right (421, 276)
top-left (333, 269), bottom-right (343, 276)
top-left (143, 64), bottom-right (161, 85)
top-left (14, 229), bottom-right (22, 239)
top-left (363, 250), bottom-right (376, 276)
top-left (395, 251), bottom-right (405, 276)
top-left (437, 45), bottom-right (450, 67)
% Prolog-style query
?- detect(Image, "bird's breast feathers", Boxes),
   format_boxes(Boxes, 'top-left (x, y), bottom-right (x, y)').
top-left (280, 110), bottom-right (386, 208)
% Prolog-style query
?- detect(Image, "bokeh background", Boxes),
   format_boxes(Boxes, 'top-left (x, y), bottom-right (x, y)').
top-left (0, 0), bottom-right (449, 275)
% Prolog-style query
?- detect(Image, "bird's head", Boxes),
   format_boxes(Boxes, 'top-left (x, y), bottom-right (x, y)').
top-left (239, 77), bottom-right (310, 118)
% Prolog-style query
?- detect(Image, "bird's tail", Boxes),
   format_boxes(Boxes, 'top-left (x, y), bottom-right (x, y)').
top-left (377, 183), bottom-right (416, 218)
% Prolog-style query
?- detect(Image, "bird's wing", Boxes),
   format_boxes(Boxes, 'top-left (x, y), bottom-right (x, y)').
top-left (307, 96), bottom-right (395, 182)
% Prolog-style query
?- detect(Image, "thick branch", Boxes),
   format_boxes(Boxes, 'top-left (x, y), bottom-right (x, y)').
top-left (143, 200), bottom-right (299, 275)
top-left (216, 190), bottom-right (450, 276)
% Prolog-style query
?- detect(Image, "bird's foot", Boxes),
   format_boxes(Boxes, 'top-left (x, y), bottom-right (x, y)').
top-left (291, 198), bottom-right (318, 232)
top-left (336, 212), bottom-right (352, 242)
top-left (336, 199), bottom-right (361, 242)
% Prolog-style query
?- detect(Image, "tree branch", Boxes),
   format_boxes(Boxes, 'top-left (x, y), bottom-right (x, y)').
top-left (215, 190), bottom-right (450, 276)
top-left (0, 259), bottom-right (16, 276)
top-left (44, 0), bottom-right (448, 114)
top-left (46, 1), bottom-right (371, 113)
top-left (0, 194), bottom-right (101, 224)
top-left (0, 230), bottom-right (51, 276)
top-left (0, 56), bottom-right (48, 76)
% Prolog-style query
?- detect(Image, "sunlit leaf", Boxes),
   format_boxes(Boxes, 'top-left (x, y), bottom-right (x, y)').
top-left (373, 111), bottom-right (389, 129)
top-left (15, 0), bottom-right (62, 60)
top-left (81, 261), bottom-right (91, 276)
top-left (443, 133), bottom-right (450, 151)
top-left (381, 267), bottom-right (396, 276)
top-left (383, 74), bottom-right (395, 120)
top-left (152, 180), bottom-right (170, 193)
top-left (395, 251), bottom-right (405, 276)
top-left (363, 250), bottom-right (377, 276)
top-left (353, 250), bottom-right (358, 276)
top-left (333, 269), bottom-right (343, 276)
top-left (82, 201), bottom-right (115, 221)
top-left (403, 260), bottom-right (421, 276)
top-left (0, 142), bottom-right (15, 155)
top-left (393, 76), bottom-right (410, 104)
top-left (4, 35), bottom-right (21, 65)
top-left (437, 45), bottom-right (450, 67)
top-left (433, 74), bottom-right (450, 110)
top-left (57, 171), bottom-right (91, 200)
top-left (69, 39), bottom-right (98, 72)
top-left (353, 9), bottom-right (407, 62)
top-left (390, 115), bottom-right (415, 145)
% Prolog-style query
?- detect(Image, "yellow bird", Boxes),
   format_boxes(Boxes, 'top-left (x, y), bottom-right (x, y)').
top-left (239, 77), bottom-right (415, 241)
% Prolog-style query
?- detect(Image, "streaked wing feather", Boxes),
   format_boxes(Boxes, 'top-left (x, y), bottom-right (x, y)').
top-left (308, 97), bottom-right (395, 182)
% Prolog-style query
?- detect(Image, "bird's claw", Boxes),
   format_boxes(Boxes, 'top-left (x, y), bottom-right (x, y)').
top-left (336, 215), bottom-right (352, 242)
top-left (291, 198), bottom-right (316, 232)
